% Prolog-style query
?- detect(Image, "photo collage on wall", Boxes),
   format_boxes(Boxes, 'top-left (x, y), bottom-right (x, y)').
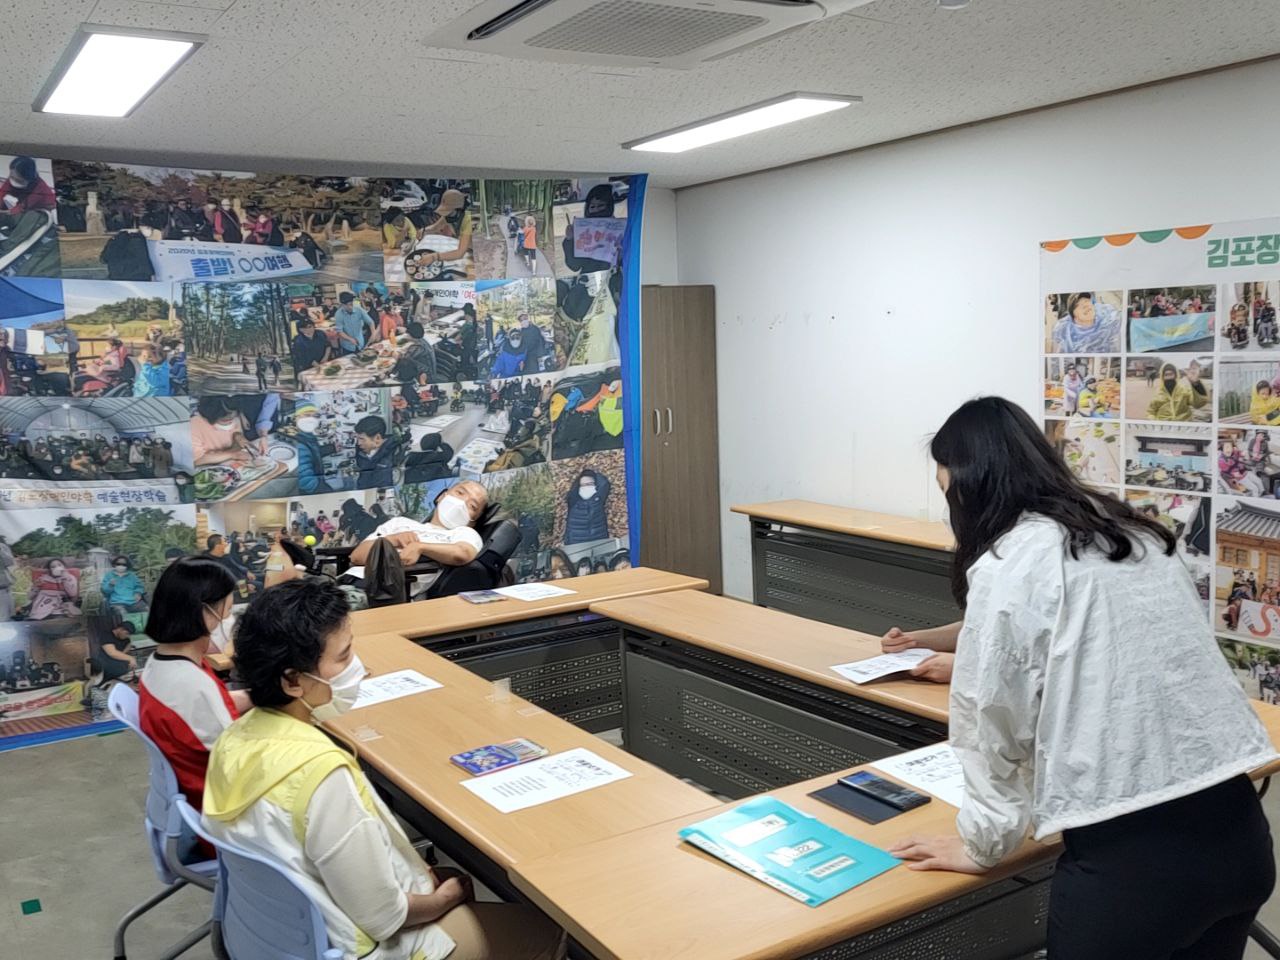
top-left (1041, 220), bottom-right (1280, 706)
top-left (0, 156), bottom-right (636, 742)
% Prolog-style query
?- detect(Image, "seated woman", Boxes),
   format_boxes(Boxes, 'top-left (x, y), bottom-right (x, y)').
top-left (101, 554), bottom-right (148, 614)
top-left (203, 579), bottom-right (565, 960)
top-left (139, 557), bottom-right (251, 813)
top-left (26, 558), bottom-right (81, 620)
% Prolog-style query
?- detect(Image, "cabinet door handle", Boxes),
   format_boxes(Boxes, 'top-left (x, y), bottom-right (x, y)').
top-left (652, 409), bottom-right (661, 435)
top-left (666, 408), bottom-right (673, 434)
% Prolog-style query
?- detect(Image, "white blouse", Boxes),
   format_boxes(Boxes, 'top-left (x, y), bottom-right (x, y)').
top-left (950, 514), bottom-right (1276, 868)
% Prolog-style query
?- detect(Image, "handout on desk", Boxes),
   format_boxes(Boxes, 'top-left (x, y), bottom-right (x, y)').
top-left (459, 747), bottom-right (632, 813)
top-left (352, 670), bottom-right (443, 710)
top-left (871, 743), bottom-right (965, 808)
top-left (831, 649), bottom-right (933, 684)
top-left (494, 582), bottom-right (577, 602)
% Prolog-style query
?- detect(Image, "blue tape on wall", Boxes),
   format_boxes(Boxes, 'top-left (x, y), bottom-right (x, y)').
top-left (619, 174), bottom-right (648, 564)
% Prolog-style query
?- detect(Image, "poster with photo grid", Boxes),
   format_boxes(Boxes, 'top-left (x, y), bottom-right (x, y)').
top-left (1041, 220), bottom-right (1280, 704)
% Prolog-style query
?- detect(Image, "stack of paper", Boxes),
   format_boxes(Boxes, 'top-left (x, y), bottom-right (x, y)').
top-left (830, 649), bottom-right (933, 684)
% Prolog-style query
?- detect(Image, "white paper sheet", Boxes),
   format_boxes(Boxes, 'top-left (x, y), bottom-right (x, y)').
top-left (830, 649), bottom-right (933, 684)
top-left (458, 747), bottom-right (632, 813)
top-left (352, 669), bottom-right (443, 710)
top-left (494, 582), bottom-right (577, 602)
top-left (871, 743), bottom-right (966, 808)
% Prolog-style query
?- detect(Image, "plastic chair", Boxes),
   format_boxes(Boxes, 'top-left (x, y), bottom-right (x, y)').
top-left (107, 683), bottom-right (217, 960)
top-left (174, 796), bottom-right (343, 960)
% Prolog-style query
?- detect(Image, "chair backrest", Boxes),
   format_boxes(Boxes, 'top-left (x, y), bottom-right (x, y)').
top-left (108, 682), bottom-right (184, 884)
top-left (174, 797), bottom-right (339, 960)
top-left (426, 518), bottom-right (522, 599)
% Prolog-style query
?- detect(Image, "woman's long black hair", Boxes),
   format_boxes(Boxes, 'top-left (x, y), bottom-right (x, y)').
top-left (931, 397), bottom-right (1175, 608)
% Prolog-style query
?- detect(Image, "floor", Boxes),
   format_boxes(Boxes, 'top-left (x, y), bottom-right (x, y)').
top-left (4, 729), bottom-right (1280, 960)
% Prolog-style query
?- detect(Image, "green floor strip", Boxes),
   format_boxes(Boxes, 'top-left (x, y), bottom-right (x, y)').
top-left (20, 899), bottom-right (41, 915)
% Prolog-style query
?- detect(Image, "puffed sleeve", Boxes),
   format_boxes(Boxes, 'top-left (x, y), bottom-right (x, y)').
top-left (949, 550), bottom-right (1055, 868)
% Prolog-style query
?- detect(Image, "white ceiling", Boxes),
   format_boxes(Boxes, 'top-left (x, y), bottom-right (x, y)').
top-left (0, 0), bottom-right (1278, 189)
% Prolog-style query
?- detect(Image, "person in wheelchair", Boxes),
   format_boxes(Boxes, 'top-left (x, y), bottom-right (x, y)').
top-left (347, 482), bottom-right (487, 597)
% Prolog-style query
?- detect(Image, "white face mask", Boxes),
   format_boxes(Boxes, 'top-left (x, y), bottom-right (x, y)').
top-left (297, 417), bottom-right (319, 433)
top-left (435, 495), bottom-right (471, 531)
top-left (214, 420), bottom-right (238, 432)
top-left (205, 603), bottom-right (236, 652)
top-left (579, 485), bottom-right (596, 500)
top-left (303, 653), bottom-right (365, 723)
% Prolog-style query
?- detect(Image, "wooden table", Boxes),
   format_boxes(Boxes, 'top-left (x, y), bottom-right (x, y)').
top-left (731, 500), bottom-right (959, 635)
top-left (208, 568), bottom-right (707, 731)
top-left (592, 590), bottom-right (948, 800)
top-left (327, 632), bottom-right (722, 899)
top-left (511, 762), bottom-right (1056, 960)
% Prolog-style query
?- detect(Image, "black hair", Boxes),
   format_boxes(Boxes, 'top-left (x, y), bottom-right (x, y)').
top-left (355, 415), bottom-right (386, 438)
top-left (406, 321), bottom-right (425, 339)
top-left (111, 555), bottom-right (130, 568)
top-left (462, 303), bottom-right (475, 316)
top-left (206, 533), bottom-right (224, 551)
top-left (233, 579), bottom-right (351, 708)
top-left (164, 546), bottom-right (185, 560)
top-left (196, 396), bottom-right (234, 422)
top-left (930, 397), bottom-right (1175, 608)
top-left (143, 557), bottom-right (236, 645)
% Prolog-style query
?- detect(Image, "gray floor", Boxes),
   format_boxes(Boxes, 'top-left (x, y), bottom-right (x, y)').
top-left (3, 729), bottom-right (1280, 959)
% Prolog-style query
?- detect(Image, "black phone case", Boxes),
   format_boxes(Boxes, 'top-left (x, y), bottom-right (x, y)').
top-left (808, 783), bottom-right (903, 824)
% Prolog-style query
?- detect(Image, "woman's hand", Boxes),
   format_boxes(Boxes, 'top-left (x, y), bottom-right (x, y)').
top-left (889, 835), bottom-right (988, 874)
top-left (435, 875), bottom-right (474, 909)
top-left (909, 652), bottom-right (955, 684)
top-left (881, 627), bottom-right (917, 653)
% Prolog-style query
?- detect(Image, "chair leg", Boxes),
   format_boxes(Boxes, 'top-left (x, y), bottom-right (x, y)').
top-left (114, 880), bottom-right (187, 959)
top-left (157, 919), bottom-right (212, 960)
top-left (1252, 920), bottom-right (1280, 959)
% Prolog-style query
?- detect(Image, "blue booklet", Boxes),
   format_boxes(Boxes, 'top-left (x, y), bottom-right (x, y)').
top-left (678, 796), bottom-right (899, 907)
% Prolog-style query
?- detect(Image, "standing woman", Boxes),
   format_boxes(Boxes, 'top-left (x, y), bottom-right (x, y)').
top-left (891, 397), bottom-right (1277, 960)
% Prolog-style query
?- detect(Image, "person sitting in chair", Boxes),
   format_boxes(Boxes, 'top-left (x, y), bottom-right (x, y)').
top-left (347, 482), bottom-right (488, 597)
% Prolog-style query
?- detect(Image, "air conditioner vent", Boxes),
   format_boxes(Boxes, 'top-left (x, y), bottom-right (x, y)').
top-left (525, 1), bottom-right (765, 58)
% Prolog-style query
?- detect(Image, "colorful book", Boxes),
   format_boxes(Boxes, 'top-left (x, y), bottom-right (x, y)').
top-left (450, 738), bottom-right (549, 776)
top-left (679, 797), bottom-right (899, 907)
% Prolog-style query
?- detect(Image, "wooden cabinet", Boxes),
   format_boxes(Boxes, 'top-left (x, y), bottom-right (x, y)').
top-left (639, 285), bottom-right (722, 593)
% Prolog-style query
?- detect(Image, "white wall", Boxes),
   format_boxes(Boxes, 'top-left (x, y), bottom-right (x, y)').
top-left (641, 186), bottom-right (679, 285)
top-left (676, 59), bottom-right (1280, 599)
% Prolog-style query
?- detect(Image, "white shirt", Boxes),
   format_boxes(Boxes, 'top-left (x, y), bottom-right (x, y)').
top-left (204, 768), bottom-right (455, 960)
top-left (347, 518), bottom-right (483, 593)
top-left (951, 514), bottom-right (1277, 868)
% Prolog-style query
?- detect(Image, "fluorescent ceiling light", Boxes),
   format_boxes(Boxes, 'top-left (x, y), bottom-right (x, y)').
top-left (624, 93), bottom-right (860, 153)
top-left (34, 25), bottom-right (205, 118)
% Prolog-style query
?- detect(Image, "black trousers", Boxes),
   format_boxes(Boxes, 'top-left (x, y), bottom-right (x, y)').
top-left (1049, 775), bottom-right (1274, 959)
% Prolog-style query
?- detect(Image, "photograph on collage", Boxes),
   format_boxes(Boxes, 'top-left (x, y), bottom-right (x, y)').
top-left (404, 373), bottom-right (553, 482)
top-left (0, 397), bottom-right (193, 508)
top-left (63, 279), bottom-right (184, 397)
top-left (53, 161), bottom-right (381, 284)
top-left (1043, 290), bottom-right (1123, 354)
top-left (1043, 419), bottom-right (1120, 487)
top-left (0, 619), bottom-right (92, 732)
top-left (477, 464), bottom-right (557, 583)
top-left (1124, 355), bottom-right (1212, 422)
top-left (556, 270), bottom-right (620, 367)
top-left (1123, 490), bottom-right (1211, 611)
top-left (1218, 358), bottom-right (1280, 426)
top-left (552, 178), bottom-right (629, 277)
top-left (0, 277), bottom-right (75, 397)
top-left (472, 180), bottom-right (557, 280)
top-left (377, 178), bottom-right (476, 283)
top-left (550, 451), bottom-right (629, 578)
top-left (1223, 281), bottom-right (1279, 351)
top-left (1217, 427), bottom-right (1280, 499)
top-left (476, 278), bottom-right (558, 379)
top-left (292, 389), bottom-right (402, 494)
top-left (190, 394), bottom-right (298, 501)
top-left (550, 363), bottom-right (623, 460)
top-left (181, 280), bottom-right (298, 393)
top-left (1219, 638), bottom-right (1280, 703)
top-left (1126, 285), bottom-right (1217, 353)
top-left (1043, 356), bottom-right (1120, 418)
top-left (1215, 497), bottom-right (1280, 642)
top-left (0, 155), bottom-right (60, 277)
top-left (0, 503), bottom-right (196, 623)
top-left (1122, 422), bottom-right (1211, 493)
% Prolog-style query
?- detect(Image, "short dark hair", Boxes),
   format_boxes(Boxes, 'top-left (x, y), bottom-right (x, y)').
top-left (197, 396), bottom-right (233, 422)
top-left (406, 321), bottom-right (425, 339)
top-left (386, 206), bottom-right (404, 220)
top-left (144, 557), bottom-right (236, 645)
top-left (111, 555), bottom-right (130, 568)
top-left (355, 415), bottom-right (386, 439)
top-left (206, 534), bottom-right (224, 551)
top-left (233, 579), bottom-right (351, 708)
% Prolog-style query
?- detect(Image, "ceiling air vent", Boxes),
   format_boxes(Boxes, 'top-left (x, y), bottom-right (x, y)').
top-left (431, 0), bottom-right (876, 69)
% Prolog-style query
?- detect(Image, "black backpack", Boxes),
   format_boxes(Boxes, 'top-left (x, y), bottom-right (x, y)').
top-left (363, 537), bottom-right (406, 607)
